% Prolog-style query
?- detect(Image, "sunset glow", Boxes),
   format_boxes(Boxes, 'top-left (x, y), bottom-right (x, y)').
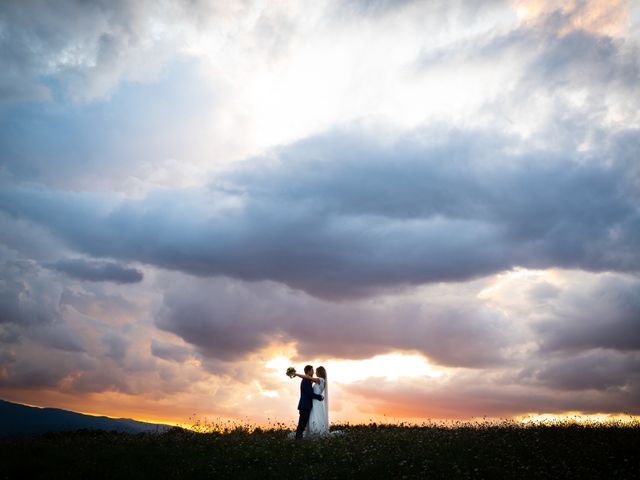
top-left (1, 0), bottom-right (639, 429)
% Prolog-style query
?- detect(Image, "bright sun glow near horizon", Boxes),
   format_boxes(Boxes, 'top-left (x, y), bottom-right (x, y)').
top-left (266, 352), bottom-right (447, 385)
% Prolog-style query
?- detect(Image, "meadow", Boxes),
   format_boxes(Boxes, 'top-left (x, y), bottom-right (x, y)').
top-left (1, 419), bottom-right (638, 479)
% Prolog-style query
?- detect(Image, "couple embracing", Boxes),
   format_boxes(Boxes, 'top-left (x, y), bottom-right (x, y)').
top-left (291, 365), bottom-right (328, 438)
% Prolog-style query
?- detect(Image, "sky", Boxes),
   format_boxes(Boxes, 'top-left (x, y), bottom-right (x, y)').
top-left (0, 0), bottom-right (639, 428)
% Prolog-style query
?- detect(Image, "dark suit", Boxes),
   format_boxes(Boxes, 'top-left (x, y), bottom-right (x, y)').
top-left (295, 378), bottom-right (323, 438)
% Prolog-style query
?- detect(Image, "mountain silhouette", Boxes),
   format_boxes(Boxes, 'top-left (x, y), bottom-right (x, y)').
top-left (0, 399), bottom-right (179, 437)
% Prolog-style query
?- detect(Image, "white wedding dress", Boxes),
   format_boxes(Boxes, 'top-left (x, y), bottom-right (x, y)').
top-left (304, 378), bottom-right (329, 437)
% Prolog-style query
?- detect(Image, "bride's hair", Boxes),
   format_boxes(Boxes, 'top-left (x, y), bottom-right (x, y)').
top-left (316, 366), bottom-right (327, 379)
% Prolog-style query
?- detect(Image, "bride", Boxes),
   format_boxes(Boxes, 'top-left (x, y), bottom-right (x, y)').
top-left (294, 366), bottom-right (329, 436)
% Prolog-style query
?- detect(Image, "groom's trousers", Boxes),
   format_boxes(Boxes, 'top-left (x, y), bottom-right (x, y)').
top-left (295, 409), bottom-right (311, 439)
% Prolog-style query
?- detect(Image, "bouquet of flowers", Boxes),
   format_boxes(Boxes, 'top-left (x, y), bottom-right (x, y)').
top-left (286, 367), bottom-right (296, 378)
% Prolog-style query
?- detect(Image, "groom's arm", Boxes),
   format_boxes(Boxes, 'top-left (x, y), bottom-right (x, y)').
top-left (302, 380), bottom-right (324, 401)
top-left (294, 373), bottom-right (320, 384)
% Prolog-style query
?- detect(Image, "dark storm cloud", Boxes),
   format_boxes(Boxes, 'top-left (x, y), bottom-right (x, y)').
top-left (517, 349), bottom-right (640, 392)
top-left (101, 331), bottom-right (131, 360)
top-left (0, 212), bottom-right (69, 263)
top-left (0, 334), bottom-right (99, 391)
top-left (0, 324), bottom-right (20, 344)
top-left (0, 247), bottom-right (145, 394)
top-left (0, 252), bottom-right (86, 388)
top-left (27, 321), bottom-right (85, 353)
top-left (0, 253), bottom-right (62, 327)
top-left (0, 237), bottom-right (213, 398)
top-left (65, 368), bottom-right (134, 395)
top-left (1, 126), bottom-right (638, 299)
top-left (532, 274), bottom-right (640, 353)
top-left (345, 366), bottom-right (640, 418)
top-left (150, 339), bottom-right (192, 363)
top-left (155, 274), bottom-right (515, 366)
top-left (0, 356), bottom-right (69, 389)
top-left (47, 258), bottom-right (143, 284)
top-left (155, 278), bottom-right (282, 362)
top-left (59, 289), bottom-right (141, 325)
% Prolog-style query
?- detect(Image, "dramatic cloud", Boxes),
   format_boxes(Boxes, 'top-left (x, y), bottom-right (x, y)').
top-left (0, 248), bottom-right (63, 327)
top-left (150, 339), bottom-right (192, 363)
top-left (59, 289), bottom-right (142, 326)
top-left (345, 363), bottom-right (640, 418)
top-left (532, 273), bottom-right (640, 352)
top-left (1, 0), bottom-right (639, 424)
top-left (0, 0), bottom-right (204, 102)
top-left (1, 125), bottom-right (638, 299)
top-left (47, 258), bottom-right (143, 284)
top-left (517, 349), bottom-right (640, 392)
top-left (155, 273), bottom-right (514, 366)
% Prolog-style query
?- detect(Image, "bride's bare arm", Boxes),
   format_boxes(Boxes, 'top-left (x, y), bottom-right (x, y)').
top-left (294, 373), bottom-right (320, 384)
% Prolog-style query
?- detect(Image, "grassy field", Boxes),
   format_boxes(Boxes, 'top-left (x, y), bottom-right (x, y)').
top-left (1, 420), bottom-right (638, 479)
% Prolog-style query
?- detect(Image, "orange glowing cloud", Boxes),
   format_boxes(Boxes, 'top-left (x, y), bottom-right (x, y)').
top-left (513, 0), bottom-right (630, 37)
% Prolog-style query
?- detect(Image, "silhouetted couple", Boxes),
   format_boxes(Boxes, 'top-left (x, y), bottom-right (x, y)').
top-left (293, 365), bottom-right (328, 438)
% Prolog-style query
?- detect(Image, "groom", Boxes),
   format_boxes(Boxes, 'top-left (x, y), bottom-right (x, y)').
top-left (295, 365), bottom-right (324, 439)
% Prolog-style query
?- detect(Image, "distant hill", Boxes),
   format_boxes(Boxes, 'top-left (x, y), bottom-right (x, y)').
top-left (0, 399), bottom-right (179, 437)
